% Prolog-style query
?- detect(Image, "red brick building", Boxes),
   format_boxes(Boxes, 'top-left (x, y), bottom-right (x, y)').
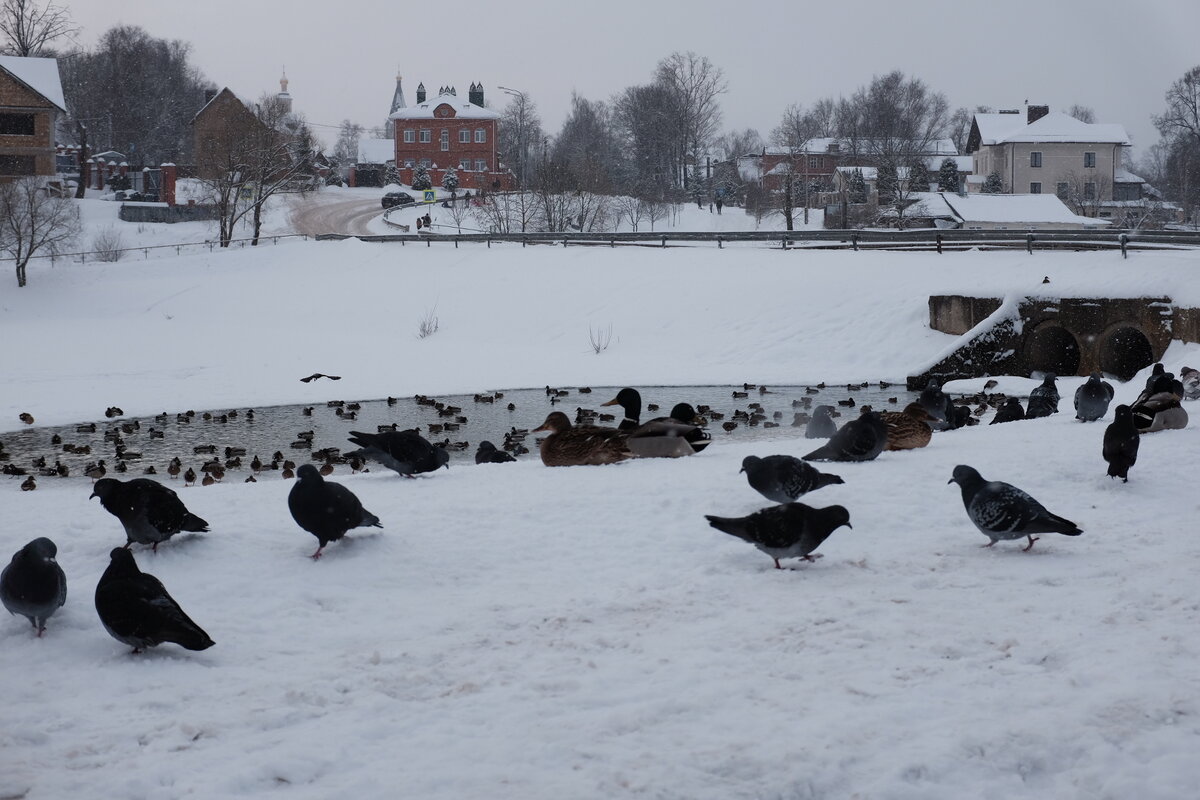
top-left (0, 55), bottom-right (65, 184)
top-left (390, 82), bottom-right (512, 190)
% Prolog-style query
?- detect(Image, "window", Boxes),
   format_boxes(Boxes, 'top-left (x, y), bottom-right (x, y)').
top-left (1030, 151), bottom-right (1042, 168)
top-left (459, 129), bottom-right (470, 143)
top-left (403, 129), bottom-right (415, 143)
top-left (459, 158), bottom-right (471, 170)
top-left (0, 154), bottom-right (36, 175)
top-left (475, 128), bottom-right (486, 143)
top-left (808, 156), bottom-right (823, 169)
top-left (403, 159), bottom-right (415, 169)
top-left (475, 159), bottom-right (487, 172)
top-left (0, 113), bottom-right (35, 136)
top-left (419, 129), bottom-right (431, 143)
top-left (1056, 182), bottom-right (1069, 200)
top-left (440, 130), bottom-right (449, 151)
top-left (1084, 182), bottom-right (1096, 200)
top-left (1030, 182), bottom-right (1042, 194)
top-left (1084, 152), bottom-right (1096, 168)
top-left (419, 158), bottom-right (430, 168)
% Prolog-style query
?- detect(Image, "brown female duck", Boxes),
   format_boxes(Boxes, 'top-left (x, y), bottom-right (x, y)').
top-left (878, 403), bottom-right (937, 451)
top-left (532, 411), bottom-right (633, 467)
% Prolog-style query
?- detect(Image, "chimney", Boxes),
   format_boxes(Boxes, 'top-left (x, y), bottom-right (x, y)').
top-left (469, 82), bottom-right (483, 107)
top-left (1027, 104), bottom-right (1049, 124)
top-left (416, 82), bottom-right (426, 103)
top-left (204, 88), bottom-right (217, 105)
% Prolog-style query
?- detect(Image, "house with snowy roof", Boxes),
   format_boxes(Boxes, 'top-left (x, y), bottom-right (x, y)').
top-left (0, 55), bottom-right (66, 184)
top-left (884, 191), bottom-right (1110, 230)
top-left (389, 79), bottom-right (511, 190)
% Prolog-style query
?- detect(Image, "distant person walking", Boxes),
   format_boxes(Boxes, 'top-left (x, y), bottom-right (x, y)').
top-left (716, 198), bottom-right (723, 215)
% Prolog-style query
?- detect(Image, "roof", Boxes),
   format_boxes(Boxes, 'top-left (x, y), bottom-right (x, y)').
top-left (930, 191), bottom-right (1111, 226)
top-left (0, 55), bottom-right (65, 112)
top-left (762, 137), bottom-right (958, 156)
top-left (1114, 168), bottom-right (1145, 184)
top-left (390, 91), bottom-right (499, 121)
top-left (974, 111), bottom-right (1130, 146)
top-left (927, 155), bottom-right (972, 172)
top-left (358, 137), bottom-right (395, 164)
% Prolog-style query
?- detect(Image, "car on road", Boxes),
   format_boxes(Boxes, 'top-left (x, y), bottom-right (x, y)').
top-left (381, 190), bottom-right (416, 209)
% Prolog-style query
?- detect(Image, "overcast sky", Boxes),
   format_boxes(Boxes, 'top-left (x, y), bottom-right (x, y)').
top-left (64, 0), bottom-right (1198, 159)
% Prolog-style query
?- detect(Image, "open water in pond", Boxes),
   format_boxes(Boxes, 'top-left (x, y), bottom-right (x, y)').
top-left (1, 383), bottom-right (920, 484)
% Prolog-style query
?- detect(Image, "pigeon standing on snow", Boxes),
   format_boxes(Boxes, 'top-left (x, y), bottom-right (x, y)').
top-left (90, 478), bottom-right (210, 551)
top-left (1, 537), bottom-right (66, 635)
top-left (802, 410), bottom-right (888, 462)
top-left (94, 547), bottom-right (214, 653)
top-left (705, 503), bottom-right (852, 569)
top-left (475, 440), bottom-right (516, 464)
top-left (1074, 372), bottom-right (1114, 421)
top-left (1025, 374), bottom-right (1060, 418)
top-left (740, 455), bottom-right (844, 504)
top-left (1102, 405), bottom-right (1140, 482)
top-left (804, 405), bottom-right (838, 439)
top-left (288, 464), bottom-right (382, 559)
top-left (918, 379), bottom-right (954, 430)
top-left (1180, 367), bottom-right (1199, 401)
top-left (989, 396), bottom-right (1025, 425)
top-left (948, 465), bottom-right (1082, 551)
top-left (346, 430), bottom-right (449, 477)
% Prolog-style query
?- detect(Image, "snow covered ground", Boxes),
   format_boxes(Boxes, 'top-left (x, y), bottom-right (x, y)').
top-left (2, 202), bottom-right (1199, 798)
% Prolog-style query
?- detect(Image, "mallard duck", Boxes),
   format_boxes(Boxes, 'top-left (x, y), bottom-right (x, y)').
top-left (878, 403), bottom-right (936, 451)
top-left (1130, 392), bottom-right (1188, 432)
top-left (532, 412), bottom-right (632, 467)
top-left (600, 389), bottom-right (710, 456)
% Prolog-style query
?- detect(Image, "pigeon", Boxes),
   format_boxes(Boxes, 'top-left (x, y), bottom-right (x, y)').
top-left (1181, 366), bottom-right (1200, 401)
top-left (1025, 374), bottom-right (1060, 418)
top-left (346, 430), bottom-right (449, 477)
top-left (804, 405), bottom-right (838, 439)
top-left (948, 465), bottom-right (1082, 551)
top-left (1, 538), bottom-right (66, 636)
top-left (740, 455), bottom-right (844, 504)
top-left (1102, 405), bottom-right (1139, 482)
top-left (1141, 363), bottom-right (1183, 399)
top-left (1074, 372), bottom-right (1115, 421)
top-left (705, 503), bottom-right (852, 569)
top-left (288, 463), bottom-right (382, 559)
top-left (90, 478), bottom-right (210, 551)
top-left (94, 547), bottom-right (214, 653)
top-left (989, 396), bottom-right (1025, 425)
top-left (475, 440), bottom-right (516, 464)
top-left (918, 379), bottom-right (954, 430)
top-left (802, 410), bottom-right (888, 462)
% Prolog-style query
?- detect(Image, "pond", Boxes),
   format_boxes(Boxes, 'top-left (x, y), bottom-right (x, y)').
top-left (1, 383), bottom-right (920, 484)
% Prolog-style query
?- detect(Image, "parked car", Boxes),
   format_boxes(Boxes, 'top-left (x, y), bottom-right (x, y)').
top-left (381, 191), bottom-right (416, 209)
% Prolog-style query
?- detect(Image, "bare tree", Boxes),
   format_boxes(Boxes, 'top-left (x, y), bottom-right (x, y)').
top-left (332, 120), bottom-right (363, 171)
top-left (497, 88), bottom-right (543, 189)
top-left (244, 95), bottom-right (317, 245)
top-left (472, 190), bottom-right (538, 234)
top-left (1059, 170), bottom-right (1112, 217)
top-left (654, 51), bottom-right (726, 188)
top-left (0, 0), bottom-right (76, 56)
top-left (0, 178), bottom-right (80, 287)
top-left (1066, 104), bottom-right (1096, 123)
top-left (1155, 66), bottom-right (1200, 146)
top-left (712, 128), bottom-right (763, 161)
top-left (772, 103), bottom-right (827, 228)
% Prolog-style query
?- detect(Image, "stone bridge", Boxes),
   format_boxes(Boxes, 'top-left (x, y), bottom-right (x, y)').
top-left (907, 295), bottom-right (1200, 389)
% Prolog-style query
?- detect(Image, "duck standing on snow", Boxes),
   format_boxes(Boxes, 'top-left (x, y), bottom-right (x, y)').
top-left (877, 403), bottom-right (937, 450)
top-left (532, 411), bottom-right (633, 467)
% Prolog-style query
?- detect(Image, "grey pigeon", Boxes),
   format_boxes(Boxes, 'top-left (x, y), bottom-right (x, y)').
top-left (804, 405), bottom-right (837, 439)
top-left (705, 503), bottom-right (852, 569)
top-left (288, 464), bottom-right (382, 559)
top-left (1, 537), bottom-right (66, 635)
top-left (918, 379), bottom-right (954, 430)
top-left (1180, 367), bottom-right (1199, 401)
top-left (1102, 405), bottom-right (1139, 482)
top-left (989, 396), bottom-right (1025, 425)
top-left (1074, 372), bottom-right (1114, 421)
top-left (475, 440), bottom-right (516, 464)
top-left (90, 478), bottom-right (210, 551)
top-left (346, 430), bottom-right (449, 477)
top-left (94, 547), bottom-right (214, 653)
top-left (948, 465), bottom-right (1082, 551)
top-left (802, 410), bottom-right (888, 462)
top-left (740, 455), bottom-right (844, 504)
top-left (1026, 374), bottom-right (1060, 418)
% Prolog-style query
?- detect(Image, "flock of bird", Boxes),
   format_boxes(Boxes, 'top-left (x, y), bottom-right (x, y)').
top-left (2, 367), bottom-right (1196, 649)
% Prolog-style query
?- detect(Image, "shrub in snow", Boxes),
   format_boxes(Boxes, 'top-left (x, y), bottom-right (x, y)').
top-left (91, 226), bottom-right (124, 262)
top-left (412, 166), bottom-right (432, 191)
top-left (982, 171), bottom-right (1004, 194)
top-left (937, 158), bottom-right (959, 192)
top-left (848, 169), bottom-right (867, 204)
top-left (442, 167), bottom-right (459, 192)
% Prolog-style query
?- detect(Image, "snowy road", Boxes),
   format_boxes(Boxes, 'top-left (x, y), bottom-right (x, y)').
top-left (287, 193), bottom-right (386, 236)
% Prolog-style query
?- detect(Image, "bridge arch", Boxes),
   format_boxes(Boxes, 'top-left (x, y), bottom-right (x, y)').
top-left (1098, 325), bottom-right (1154, 381)
top-left (1024, 321), bottom-right (1081, 377)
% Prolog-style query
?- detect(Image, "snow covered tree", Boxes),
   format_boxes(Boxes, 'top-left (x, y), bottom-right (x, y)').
top-left (441, 166), bottom-right (459, 192)
top-left (907, 160), bottom-right (930, 193)
top-left (411, 165), bottom-right (432, 191)
top-left (0, 178), bottom-right (80, 287)
top-left (982, 171), bottom-right (1004, 193)
top-left (937, 158), bottom-right (959, 192)
top-left (332, 120), bottom-right (363, 168)
top-left (848, 169), bottom-right (867, 203)
top-left (383, 163), bottom-right (402, 187)
top-left (877, 164), bottom-right (898, 204)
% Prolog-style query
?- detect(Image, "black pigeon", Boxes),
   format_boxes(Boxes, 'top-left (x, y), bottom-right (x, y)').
top-left (1074, 372), bottom-right (1115, 421)
top-left (705, 503), bottom-right (852, 569)
top-left (989, 396), bottom-right (1025, 425)
top-left (1102, 405), bottom-right (1140, 482)
top-left (1025, 374), bottom-right (1060, 418)
top-left (90, 478), bottom-right (210, 551)
top-left (948, 465), bottom-right (1082, 551)
top-left (94, 547), bottom-right (214, 653)
top-left (346, 430), bottom-right (449, 477)
top-left (804, 405), bottom-right (838, 439)
top-left (475, 440), bottom-right (516, 464)
top-left (740, 455), bottom-right (844, 504)
top-left (1, 537), bottom-right (66, 635)
top-left (288, 464), bottom-right (382, 559)
top-left (1141, 363), bottom-right (1182, 398)
top-left (802, 410), bottom-right (888, 462)
top-left (918, 379), bottom-right (954, 430)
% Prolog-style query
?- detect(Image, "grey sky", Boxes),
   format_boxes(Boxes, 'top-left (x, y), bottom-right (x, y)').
top-left (65, 0), bottom-right (1198, 158)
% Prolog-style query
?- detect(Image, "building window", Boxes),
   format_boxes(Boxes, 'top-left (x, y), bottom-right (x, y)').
top-left (0, 113), bottom-right (36, 136)
top-left (1030, 151), bottom-right (1042, 168)
top-left (1056, 182), bottom-right (1069, 200)
top-left (403, 129), bottom-right (415, 143)
top-left (1084, 152), bottom-right (1096, 168)
top-left (419, 158), bottom-right (430, 168)
top-left (458, 129), bottom-right (470, 143)
top-left (440, 130), bottom-right (449, 151)
top-left (419, 129), bottom-right (431, 143)
top-left (459, 158), bottom-right (471, 170)
top-left (475, 128), bottom-right (486, 143)
top-left (403, 159), bottom-right (415, 169)
top-left (0, 154), bottom-right (36, 175)
top-left (807, 156), bottom-right (823, 169)
top-left (1030, 182), bottom-right (1042, 194)
top-left (475, 159), bottom-right (487, 172)
top-left (1084, 182), bottom-right (1096, 200)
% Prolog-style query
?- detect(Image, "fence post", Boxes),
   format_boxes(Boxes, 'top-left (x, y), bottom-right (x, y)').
top-left (1120, 233), bottom-right (1128, 259)
top-left (487, 238), bottom-right (491, 248)
top-left (852, 233), bottom-right (859, 251)
top-left (1026, 233), bottom-right (1034, 255)
top-left (661, 236), bottom-right (666, 248)
top-left (936, 233), bottom-right (943, 254)
top-left (782, 236), bottom-right (789, 251)
top-left (426, 238), bottom-right (430, 247)
top-left (454, 239), bottom-right (458, 249)
top-left (717, 236), bottom-right (723, 249)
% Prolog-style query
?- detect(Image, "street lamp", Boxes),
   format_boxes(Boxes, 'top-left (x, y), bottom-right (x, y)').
top-left (497, 85), bottom-right (529, 188)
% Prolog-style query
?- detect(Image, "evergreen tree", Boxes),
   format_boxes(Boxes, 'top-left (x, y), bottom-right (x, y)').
top-left (412, 165), bottom-right (432, 191)
top-left (848, 169), bottom-right (867, 203)
top-left (383, 163), bottom-right (402, 187)
top-left (877, 164), bottom-right (898, 204)
top-left (937, 158), bottom-right (959, 192)
top-left (907, 160), bottom-right (930, 194)
top-left (441, 166), bottom-right (459, 192)
top-left (982, 171), bottom-right (1004, 194)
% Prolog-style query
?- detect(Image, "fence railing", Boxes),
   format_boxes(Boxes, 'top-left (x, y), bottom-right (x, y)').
top-left (0, 232), bottom-right (311, 265)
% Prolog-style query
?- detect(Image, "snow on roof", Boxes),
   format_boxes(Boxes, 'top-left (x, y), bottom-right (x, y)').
top-left (764, 138), bottom-right (958, 156)
top-left (932, 191), bottom-right (1111, 226)
top-left (390, 91), bottom-right (499, 120)
top-left (974, 111), bottom-right (1130, 145)
top-left (357, 137), bottom-right (395, 164)
top-left (1114, 168), bottom-right (1145, 184)
top-left (0, 55), bottom-right (65, 112)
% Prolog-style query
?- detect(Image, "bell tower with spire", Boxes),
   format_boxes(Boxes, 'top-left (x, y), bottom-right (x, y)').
top-left (390, 70), bottom-right (407, 115)
top-left (277, 68), bottom-right (293, 113)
